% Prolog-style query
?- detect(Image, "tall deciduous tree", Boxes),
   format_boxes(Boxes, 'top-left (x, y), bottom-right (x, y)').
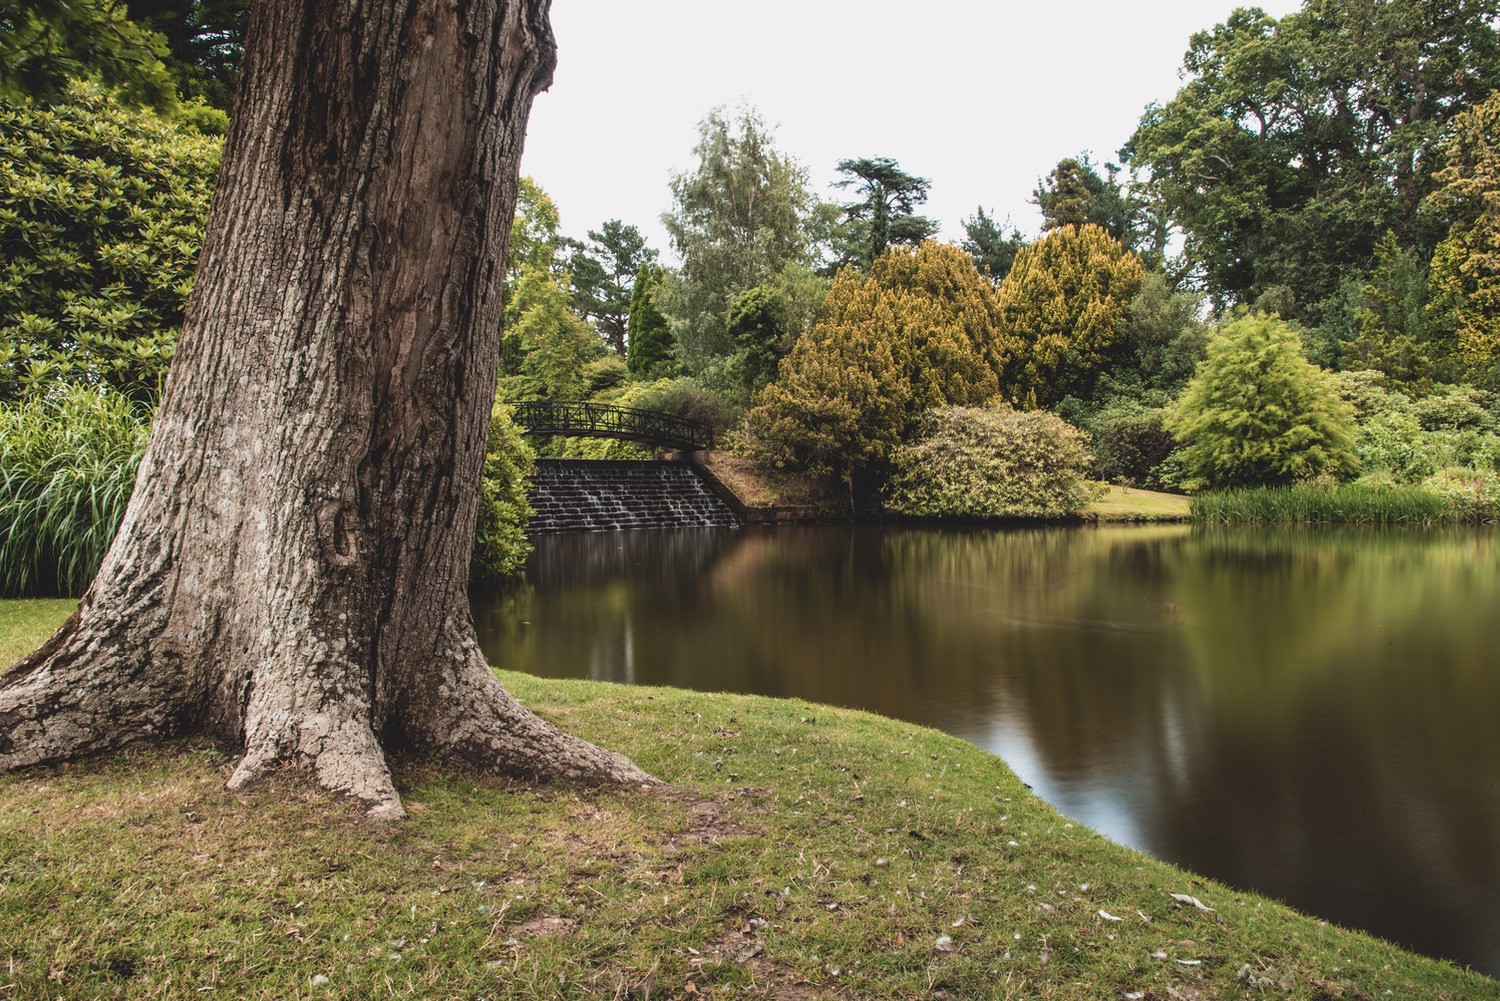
top-left (659, 104), bottom-right (813, 375)
top-left (1125, 0), bottom-right (1500, 315)
top-left (832, 156), bottom-right (939, 269)
top-left (0, 0), bottom-right (652, 817)
top-left (996, 224), bottom-right (1145, 406)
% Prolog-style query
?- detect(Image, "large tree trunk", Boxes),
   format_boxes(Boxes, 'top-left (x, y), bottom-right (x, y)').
top-left (0, 0), bottom-right (652, 818)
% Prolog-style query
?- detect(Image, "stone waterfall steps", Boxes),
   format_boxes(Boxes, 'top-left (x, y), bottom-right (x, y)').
top-left (528, 459), bottom-right (743, 534)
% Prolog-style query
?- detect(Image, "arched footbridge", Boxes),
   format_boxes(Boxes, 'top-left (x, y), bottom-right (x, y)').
top-left (508, 400), bottom-right (716, 452)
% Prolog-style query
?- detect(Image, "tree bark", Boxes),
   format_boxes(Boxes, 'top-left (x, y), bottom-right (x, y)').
top-left (0, 0), bottom-right (653, 818)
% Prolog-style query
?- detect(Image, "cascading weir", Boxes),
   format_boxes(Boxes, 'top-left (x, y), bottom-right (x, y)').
top-left (507, 403), bottom-right (743, 534)
top-left (527, 459), bottom-right (742, 534)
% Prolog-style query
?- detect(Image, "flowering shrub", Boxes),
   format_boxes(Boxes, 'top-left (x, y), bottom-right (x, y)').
top-left (884, 404), bottom-right (1099, 519)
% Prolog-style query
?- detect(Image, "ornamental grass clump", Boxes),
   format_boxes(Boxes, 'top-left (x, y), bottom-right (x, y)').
top-left (0, 388), bottom-right (151, 597)
top-left (884, 403), bottom-right (1098, 520)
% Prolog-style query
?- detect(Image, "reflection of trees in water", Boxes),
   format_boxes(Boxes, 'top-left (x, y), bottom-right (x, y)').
top-left (1139, 527), bottom-right (1500, 973)
top-left (469, 524), bottom-right (1500, 974)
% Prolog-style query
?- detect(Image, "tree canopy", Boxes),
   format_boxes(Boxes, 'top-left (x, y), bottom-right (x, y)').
top-left (746, 242), bottom-right (1013, 485)
top-left (564, 220), bottom-right (657, 357)
top-left (0, 0), bottom-right (177, 109)
top-left (659, 105), bottom-right (814, 376)
top-left (831, 156), bottom-right (939, 270)
top-left (1427, 88), bottom-right (1500, 389)
top-left (1125, 0), bottom-right (1500, 318)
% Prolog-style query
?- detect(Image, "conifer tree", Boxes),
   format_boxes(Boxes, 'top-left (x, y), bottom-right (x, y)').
top-left (1351, 231), bottom-right (1432, 387)
top-left (996, 223), bottom-right (1145, 405)
top-left (1167, 313), bottom-right (1359, 488)
top-left (626, 265), bottom-right (675, 378)
top-left (746, 242), bottom-right (1013, 486)
top-left (1427, 91), bottom-right (1500, 389)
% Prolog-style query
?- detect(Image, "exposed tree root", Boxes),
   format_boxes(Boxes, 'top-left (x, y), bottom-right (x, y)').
top-left (0, 613), bottom-right (185, 772)
top-left (2, 612), bottom-right (655, 820)
top-left (405, 634), bottom-right (659, 789)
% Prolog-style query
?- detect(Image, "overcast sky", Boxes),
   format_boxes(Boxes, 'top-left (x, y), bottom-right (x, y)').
top-left (519, 0), bottom-right (1303, 258)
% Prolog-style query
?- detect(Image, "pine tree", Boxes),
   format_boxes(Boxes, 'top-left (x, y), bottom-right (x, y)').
top-left (1167, 313), bottom-right (1360, 488)
top-left (626, 265), bottom-right (675, 378)
top-left (996, 224), bottom-right (1145, 405)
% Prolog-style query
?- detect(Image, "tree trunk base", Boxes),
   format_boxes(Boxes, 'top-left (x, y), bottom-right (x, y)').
top-left (3, 611), bottom-right (657, 820)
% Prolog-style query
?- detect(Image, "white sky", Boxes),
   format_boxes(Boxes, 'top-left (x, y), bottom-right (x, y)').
top-left (520, 0), bottom-right (1304, 259)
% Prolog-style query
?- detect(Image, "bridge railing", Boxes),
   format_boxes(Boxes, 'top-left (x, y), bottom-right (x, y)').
top-left (508, 400), bottom-right (716, 452)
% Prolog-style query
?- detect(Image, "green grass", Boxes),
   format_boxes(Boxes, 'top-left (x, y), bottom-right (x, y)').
top-left (1, 602), bottom-right (1494, 999)
top-left (1192, 482), bottom-right (1461, 525)
top-left (0, 598), bottom-right (74, 665)
top-left (1084, 485), bottom-right (1192, 522)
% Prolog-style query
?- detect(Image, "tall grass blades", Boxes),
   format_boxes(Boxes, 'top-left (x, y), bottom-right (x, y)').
top-left (1192, 482), bottom-right (1457, 525)
top-left (0, 389), bottom-right (150, 597)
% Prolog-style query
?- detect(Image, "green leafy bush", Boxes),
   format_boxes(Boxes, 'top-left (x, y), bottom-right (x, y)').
top-left (1332, 372), bottom-right (1500, 482)
top-left (1168, 313), bottom-right (1360, 489)
top-left (884, 404), bottom-right (1098, 520)
top-left (0, 388), bottom-right (151, 597)
top-left (1422, 466), bottom-right (1500, 521)
top-left (0, 83), bottom-right (222, 402)
top-left (1083, 400), bottom-right (1179, 489)
top-left (471, 405), bottom-right (535, 585)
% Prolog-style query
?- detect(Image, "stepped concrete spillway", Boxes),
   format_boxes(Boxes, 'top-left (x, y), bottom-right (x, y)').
top-left (527, 459), bottom-right (743, 534)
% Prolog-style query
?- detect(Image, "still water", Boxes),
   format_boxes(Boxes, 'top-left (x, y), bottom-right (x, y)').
top-left (473, 525), bottom-right (1500, 977)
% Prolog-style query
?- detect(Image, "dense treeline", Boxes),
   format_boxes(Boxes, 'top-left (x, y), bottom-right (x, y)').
top-left (5, 0), bottom-right (1500, 596)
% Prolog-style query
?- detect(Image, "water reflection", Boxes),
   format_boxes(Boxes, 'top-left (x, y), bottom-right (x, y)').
top-left (473, 525), bottom-right (1500, 977)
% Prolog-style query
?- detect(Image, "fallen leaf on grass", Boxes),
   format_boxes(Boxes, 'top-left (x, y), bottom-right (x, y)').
top-left (1099, 910), bottom-right (1122, 922)
top-left (1170, 893), bottom-right (1215, 911)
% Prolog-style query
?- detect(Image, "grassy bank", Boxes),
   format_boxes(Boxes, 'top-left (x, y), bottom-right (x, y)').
top-left (698, 451), bottom-right (1192, 525)
top-left (1192, 482), bottom-right (1488, 525)
top-left (1083, 485), bottom-right (1192, 522)
top-left (1, 603), bottom-right (1493, 999)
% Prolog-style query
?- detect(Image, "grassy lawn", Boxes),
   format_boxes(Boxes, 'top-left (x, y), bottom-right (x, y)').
top-left (0, 599), bottom-right (74, 666)
top-left (1, 602), bottom-right (1492, 999)
top-left (1085, 485), bottom-right (1193, 522)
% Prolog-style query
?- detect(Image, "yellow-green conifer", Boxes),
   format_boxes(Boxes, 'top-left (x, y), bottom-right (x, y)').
top-left (746, 242), bottom-right (1012, 485)
top-left (996, 223), bottom-right (1145, 405)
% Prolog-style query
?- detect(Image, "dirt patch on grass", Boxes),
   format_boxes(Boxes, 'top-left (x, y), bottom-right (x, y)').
top-left (698, 451), bottom-right (838, 512)
top-left (688, 918), bottom-right (839, 1000)
top-left (651, 785), bottom-right (763, 849)
top-left (509, 915), bottom-right (578, 938)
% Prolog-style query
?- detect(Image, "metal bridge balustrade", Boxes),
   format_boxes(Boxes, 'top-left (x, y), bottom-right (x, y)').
top-left (508, 400), bottom-right (715, 452)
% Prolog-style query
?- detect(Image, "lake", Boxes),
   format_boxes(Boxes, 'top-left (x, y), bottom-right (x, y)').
top-left (472, 524), bottom-right (1500, 978)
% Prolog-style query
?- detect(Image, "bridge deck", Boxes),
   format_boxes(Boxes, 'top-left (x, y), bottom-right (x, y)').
top-left (508, 400), bottom-right (715, 451)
